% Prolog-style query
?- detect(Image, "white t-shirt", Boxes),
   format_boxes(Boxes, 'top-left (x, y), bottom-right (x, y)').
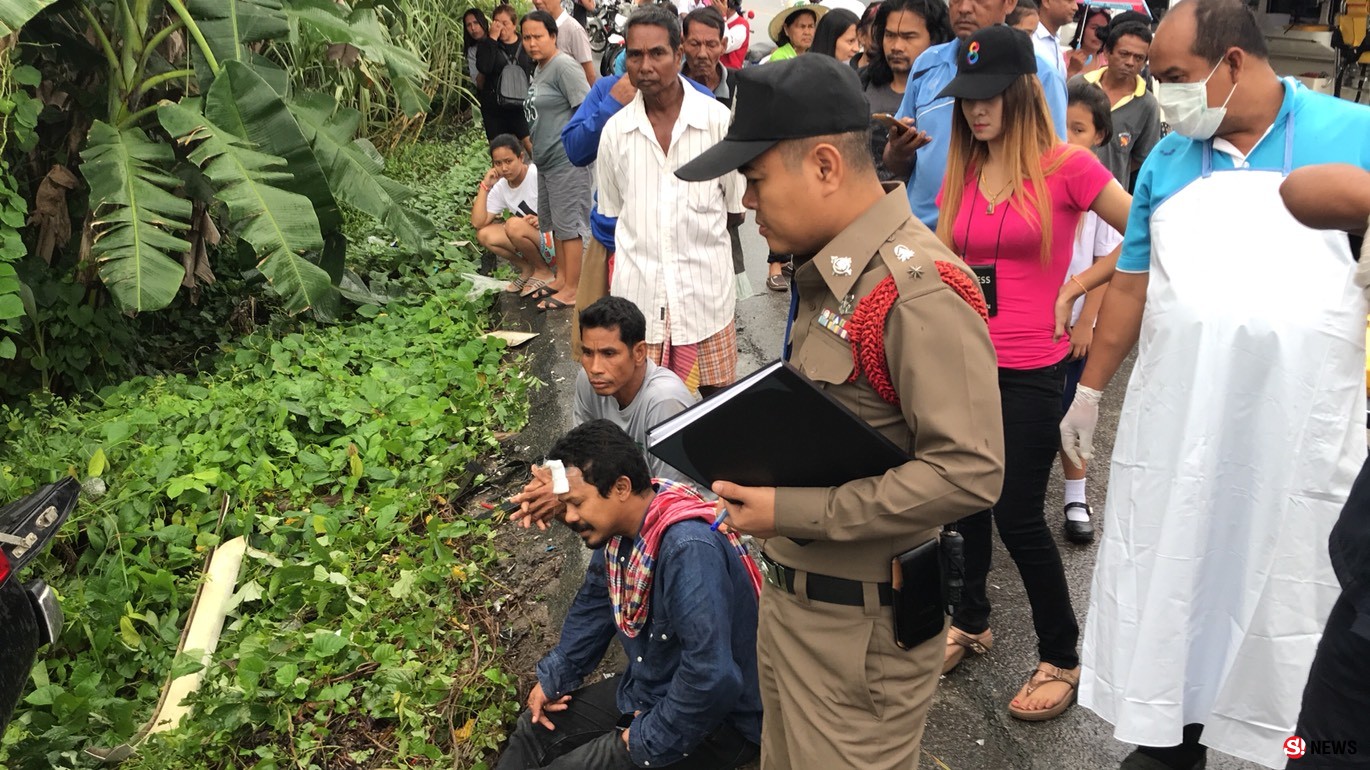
top-left (486, 165), bottom-right (539, 218)
top-left (1066, 210), bottom-right (1123, 325)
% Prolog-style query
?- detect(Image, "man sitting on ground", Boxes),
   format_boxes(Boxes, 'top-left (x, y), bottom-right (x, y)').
top-left (496, 420), bottom-right (763, 770)
top-left (472, 134), bottom-right (554, 296)
top-left (511, 296), bottom-right (698, 527)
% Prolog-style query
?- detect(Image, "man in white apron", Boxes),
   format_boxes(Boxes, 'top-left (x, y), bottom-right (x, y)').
top-left (1279, 163), bottom-right (1370, 768)
top-left (1057, 0), bottom-right (1370, 767)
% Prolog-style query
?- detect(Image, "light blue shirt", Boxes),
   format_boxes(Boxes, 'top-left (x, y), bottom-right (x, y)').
top-left (895, 36), bottom-right (1069, 229)
top-left (1117, 79), bottom-right (1370, 273)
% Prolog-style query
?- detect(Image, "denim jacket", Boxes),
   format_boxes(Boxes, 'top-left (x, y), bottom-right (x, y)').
top-left (536, 519), bottom-right (762, 767)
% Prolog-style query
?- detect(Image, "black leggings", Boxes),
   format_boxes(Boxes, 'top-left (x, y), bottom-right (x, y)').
top-left (952, 361), bottom-right (1080, 670)
top-left (480, 98), bottom-right (530, 142)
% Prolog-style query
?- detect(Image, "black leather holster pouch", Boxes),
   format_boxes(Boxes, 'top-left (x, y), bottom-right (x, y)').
top-left (890, 529), bottom-right (966, 649)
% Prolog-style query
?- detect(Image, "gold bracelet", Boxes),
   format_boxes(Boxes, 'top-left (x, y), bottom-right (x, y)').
top-left (1070, 275), bottom-right (1087, 295)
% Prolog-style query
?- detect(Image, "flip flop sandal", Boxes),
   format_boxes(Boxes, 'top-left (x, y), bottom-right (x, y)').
top-left (538, 297), bottom-right (573, 312)
top-left (943, 626), bottom-right (993, 675)
top-left (1007, 663), bottom-right (1079, 722)
top-left (521, 280), bottom-right (551, 299)
top-left (766, 274), bottom-right (788, 292)
top-left (505, 276), bottom-right (529, 293)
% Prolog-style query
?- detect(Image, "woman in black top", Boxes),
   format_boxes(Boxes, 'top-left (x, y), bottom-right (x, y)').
top-left (463, 9), bottom-right (490, 83)
top-left (475, 4), bottom-right (534, 143)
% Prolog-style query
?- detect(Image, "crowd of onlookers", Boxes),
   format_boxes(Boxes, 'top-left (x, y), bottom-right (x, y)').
top-left (462, 0), bottom-right (1163, 519)
top-left (455, 0), bottom-right (1370, 768)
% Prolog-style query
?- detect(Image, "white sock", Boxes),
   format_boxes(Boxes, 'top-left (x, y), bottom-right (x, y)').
top-left (1064, 479), bottom-right (1090, 521)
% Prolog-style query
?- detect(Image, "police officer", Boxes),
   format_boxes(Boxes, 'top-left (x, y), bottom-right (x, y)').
top-left (675, 55), bottom-right (1005, 769)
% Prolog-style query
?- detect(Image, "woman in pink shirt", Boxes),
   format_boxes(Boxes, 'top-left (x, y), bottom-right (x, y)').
top-left (933, 25), bottom-right (1130, 722)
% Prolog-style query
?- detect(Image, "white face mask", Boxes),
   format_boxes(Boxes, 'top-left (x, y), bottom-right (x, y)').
top-left (1155, 58), bottom-right (1238, 140)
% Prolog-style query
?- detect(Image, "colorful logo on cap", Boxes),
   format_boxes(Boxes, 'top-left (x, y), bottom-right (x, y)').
top-left (967, 41), bottom-right (981, 65)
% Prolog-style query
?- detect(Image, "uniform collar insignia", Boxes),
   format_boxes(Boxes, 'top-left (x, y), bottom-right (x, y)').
top-left (894, 244), bottom-right (915, 262)
top-left (830, 256), bottom-right (853, 276)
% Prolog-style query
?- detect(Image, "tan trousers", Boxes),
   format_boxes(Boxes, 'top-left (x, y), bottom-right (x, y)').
top-left (571, 238), bottom-right (610, 354)
top-left (757, 580), bottom-right (945, 770)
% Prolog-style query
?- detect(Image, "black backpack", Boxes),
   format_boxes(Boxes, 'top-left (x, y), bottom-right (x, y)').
top-left (497, 45), bottom-right (530, 109)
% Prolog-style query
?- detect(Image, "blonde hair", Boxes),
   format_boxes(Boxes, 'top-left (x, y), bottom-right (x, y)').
top-left (936, 75), bottom-right (1080, 266)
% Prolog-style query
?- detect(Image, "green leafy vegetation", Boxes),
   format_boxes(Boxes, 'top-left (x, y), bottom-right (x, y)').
top-left (0, 50), bottom-right (40, 360)
top-left (0, 133), bottom-right (535, 769)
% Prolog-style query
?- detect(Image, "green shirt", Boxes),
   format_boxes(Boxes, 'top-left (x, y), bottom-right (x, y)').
top-left (769, 43), bottom-right (798, 61)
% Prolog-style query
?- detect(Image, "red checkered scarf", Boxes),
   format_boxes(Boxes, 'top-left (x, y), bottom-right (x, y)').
top-left (606, 479), bottom-right (763, 638)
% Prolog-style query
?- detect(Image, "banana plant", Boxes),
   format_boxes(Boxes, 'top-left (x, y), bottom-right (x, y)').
top-left (72, 0), bottom-right (436, 316)
top-left (0, 0), bottom-right (58, 36)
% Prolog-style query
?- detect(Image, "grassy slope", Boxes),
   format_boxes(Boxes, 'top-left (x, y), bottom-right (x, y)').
top-left (0, 130), bottom-right (529, 770)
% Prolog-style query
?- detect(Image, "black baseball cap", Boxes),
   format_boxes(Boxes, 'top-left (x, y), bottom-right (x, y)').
top-left (674, 55), bottom-right (869, 182)
top-left (935, 25), bottom-right (1037, 102)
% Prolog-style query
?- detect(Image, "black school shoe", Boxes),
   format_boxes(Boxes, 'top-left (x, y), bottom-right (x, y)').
top-left (1120, 748), bottom-right (1207, 770)
top-left (1063, 502), bottom-right (1095, 544)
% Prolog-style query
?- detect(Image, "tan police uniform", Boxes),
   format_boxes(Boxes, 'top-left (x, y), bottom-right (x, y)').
top-left (757, 182), bottom-right (1005, 770)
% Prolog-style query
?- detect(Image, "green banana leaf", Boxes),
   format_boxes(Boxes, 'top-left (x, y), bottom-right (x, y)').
top-left (186, 0), bottom-right (289, 69)
top-left (0, 0), bottom-right (57, 36)
top-left (286, 0), bottom-right (432, 116)
top-left (158, 100), bottom-right (338, 318)
top-left (207, 61), bottom-right (341, 235)
top-left (81, 121), bottom-right (192, 312)
top-left (288, 92), bottom-right (433, 253)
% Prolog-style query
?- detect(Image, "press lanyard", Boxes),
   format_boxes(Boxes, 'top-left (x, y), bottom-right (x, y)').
top-left (1200, 111), bottom-right (1295, 178)
top-left (959, 178), bottom-right (1008, 317)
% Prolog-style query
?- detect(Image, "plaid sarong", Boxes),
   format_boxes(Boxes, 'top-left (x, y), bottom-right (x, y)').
top-left (606, 479), bottom-right (762, 638)
top-left (646, 317), bottom-right (739, 392)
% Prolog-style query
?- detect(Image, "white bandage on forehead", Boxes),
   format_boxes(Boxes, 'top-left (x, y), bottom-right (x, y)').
top-left (546, 459), bottom-right (570, 494)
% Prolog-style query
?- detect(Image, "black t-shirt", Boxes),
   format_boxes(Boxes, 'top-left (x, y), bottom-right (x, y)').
top-left (475, 39), bottom-right (533, 101)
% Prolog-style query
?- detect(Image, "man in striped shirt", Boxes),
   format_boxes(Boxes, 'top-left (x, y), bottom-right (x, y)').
top-left (596, 4), bottom-right (744, 396)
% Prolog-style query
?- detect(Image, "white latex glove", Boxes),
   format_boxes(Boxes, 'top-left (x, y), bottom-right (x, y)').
top-left (1060, 384), bottom-right (1103, 466)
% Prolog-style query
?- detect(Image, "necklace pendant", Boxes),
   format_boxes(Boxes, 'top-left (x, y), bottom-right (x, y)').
top-left (986, 201), bottom-right (996, 215)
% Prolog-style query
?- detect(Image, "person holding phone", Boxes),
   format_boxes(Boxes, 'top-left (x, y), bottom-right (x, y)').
top-left (472, 135), bottom-right (553, 297)
top-left (861, 0), bottom-right (952, 179)
top-left (932, 24), bottom-right (1130, 722)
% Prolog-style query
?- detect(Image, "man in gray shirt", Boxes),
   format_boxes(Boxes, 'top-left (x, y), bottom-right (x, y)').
top-left (571, 298), bottom-right (698, 479)
top-left (1068, 21), bottom-right (1161, 189)
top-left (512, 297), bottom-right (698, 526)
top-left (534, 0), bottom-right (597, 84)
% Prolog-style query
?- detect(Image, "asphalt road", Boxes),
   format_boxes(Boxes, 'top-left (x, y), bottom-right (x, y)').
top-left (501, 218), bottom-right (1267, 770)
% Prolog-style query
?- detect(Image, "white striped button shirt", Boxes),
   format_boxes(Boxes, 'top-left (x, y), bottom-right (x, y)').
top-left (597, 78), bottom-right (743, 346)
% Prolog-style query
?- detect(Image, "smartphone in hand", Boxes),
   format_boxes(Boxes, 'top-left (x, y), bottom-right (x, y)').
top-left (872, 112), bottom-right (910, 134)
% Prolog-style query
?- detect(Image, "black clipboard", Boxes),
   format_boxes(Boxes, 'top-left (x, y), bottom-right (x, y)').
top-left (646, 360), bottom-right (910, 490)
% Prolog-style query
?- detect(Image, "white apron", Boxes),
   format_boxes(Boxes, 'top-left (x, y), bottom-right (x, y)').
top-left (1079, 114), bottom-right (1368, 769)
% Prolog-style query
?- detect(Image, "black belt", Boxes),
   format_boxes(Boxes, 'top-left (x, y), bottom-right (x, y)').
top-left (761, 553), bottom-right (893, 607)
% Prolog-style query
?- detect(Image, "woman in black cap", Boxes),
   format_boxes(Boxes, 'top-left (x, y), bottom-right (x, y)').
top-left (933, 23), bottom-right (1131, 722)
